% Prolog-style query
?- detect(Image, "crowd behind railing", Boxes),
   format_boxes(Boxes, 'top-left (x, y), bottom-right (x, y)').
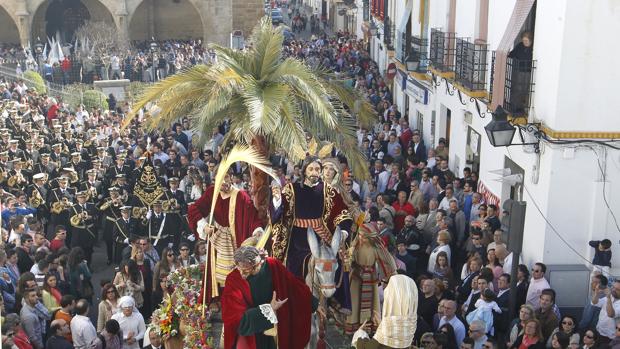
top-left (0, 40), bottom-right (215, 86)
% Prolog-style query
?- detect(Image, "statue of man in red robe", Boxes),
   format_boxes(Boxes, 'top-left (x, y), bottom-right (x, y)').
top-left (187, 170), bottom-right (264, 304)
top-left (222, 246), bottom-right (318, 349)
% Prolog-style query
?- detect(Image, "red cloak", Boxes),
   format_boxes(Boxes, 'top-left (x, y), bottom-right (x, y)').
top-left (222, 258), bottom-right (313, 349)
top-left (187, 185), bottom-right (262, 244)
top-left (188, 186), bottom-right (264, 305)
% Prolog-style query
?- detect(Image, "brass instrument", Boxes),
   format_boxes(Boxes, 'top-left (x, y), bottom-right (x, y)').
top-left (69, 171), bottom-right (79, 184)
top-left (25, 159), bottom-right (33, 171)
top-left (132, 206), bottom-right (148, 219)
top-left (88, 186), bottom-right (98, 201)
top-left (29, 188), bottom-right (45, 208)
top-left (99, 199), bottom-right (112, 211)
top-left (7, 172), bottom-right (25, 188)
top-left (51, 197), bottom-right (72, 214)
top-left (161, 198), bottom-right (178, 212)
top-left (70, 210), bottom-right (91, 228)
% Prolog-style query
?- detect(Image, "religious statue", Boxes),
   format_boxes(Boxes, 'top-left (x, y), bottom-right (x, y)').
top-left (346, 222), bottom-right (397, 334)
top-left (187, 146), bottom-right (274, 305)
top-left (270, 157), bottom-right (352, 278)
top-left (222, 246), bottom-right (317, 349)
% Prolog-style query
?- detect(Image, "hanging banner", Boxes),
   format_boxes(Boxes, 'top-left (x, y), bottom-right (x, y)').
top-left (477, 180), bottom-right (501, 206)
top-left (133, 154), bottom-right (165, 207)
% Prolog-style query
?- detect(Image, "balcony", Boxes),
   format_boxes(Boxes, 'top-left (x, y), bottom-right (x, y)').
top-left (503, 58), bottom-right (536, 116)
top-left (383, 17), bottom-right (395, 50)
top-left (407, 35), bottom-right (429, 74)
top-left (454, 38), bottom-right (489, 96)
top-left (429, 28), bottom-right (456, 75)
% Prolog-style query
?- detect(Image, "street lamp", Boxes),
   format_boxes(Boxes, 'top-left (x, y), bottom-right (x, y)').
top-left (405, 55), bottom-right (419, 71)
top-left (34, 37), bottom-right (44, 55)
top-left (484, 105), bottom-right (541, 152)
top-left (484, 106), bottom-right (515, 147)
top-left (150, 37), bottom-right (158, 82)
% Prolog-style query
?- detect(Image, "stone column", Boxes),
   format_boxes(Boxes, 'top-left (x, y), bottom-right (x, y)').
top-left (15, 0), bottom-right (30, 47)
top-left (115, 0), bottom-right (130, 42)
top-left (147, 0), bottom-right (155, 39)
top-left (210, 0), bottom-right (233, 46)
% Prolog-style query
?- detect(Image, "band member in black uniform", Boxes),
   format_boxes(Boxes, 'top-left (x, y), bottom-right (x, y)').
top-left (47, 176), bottom-right (76, 241)
top-left (80, 169), bottom-right (103, 205)
top-left (69, 152), bottom-right (88, 181)
top-left (27, 173), bottom-right (49, 233)
top-left (112, 206), bottom-right (139, 264)
top-left (33, 153), bottom-right (57, 179)
top-left (145, 200), bottom-right (180, 255)
top-left (99, 187), bottom-right (124, 265)
top-left (70, 191), bottom-right (97, 265)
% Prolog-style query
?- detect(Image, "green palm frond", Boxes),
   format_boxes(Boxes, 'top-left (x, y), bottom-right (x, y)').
top-left (250, 18), bottom-right (284, 77)
top-left (133, 15), bottom-right (371, 181)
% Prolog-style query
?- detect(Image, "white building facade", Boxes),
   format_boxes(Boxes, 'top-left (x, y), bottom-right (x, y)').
top-left (360, 0), bottom-right (620, 275)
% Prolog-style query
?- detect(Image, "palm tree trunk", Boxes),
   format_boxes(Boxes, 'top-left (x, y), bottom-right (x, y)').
top-left (250, 136), bottom-right (270, 224)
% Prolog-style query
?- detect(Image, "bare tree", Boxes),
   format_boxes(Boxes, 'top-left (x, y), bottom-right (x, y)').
top-left (74, 21), bottom-right (129, 79)
top-left (75, 21), bottom-right (128, 57)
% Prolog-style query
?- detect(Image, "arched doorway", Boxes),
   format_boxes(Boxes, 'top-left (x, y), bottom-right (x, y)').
top-left (31, 0), bottom-right (115, 43)
top-left (0, 6), bottom-right (20, 44)
top-left (129, 0), bottom-right (203, 41)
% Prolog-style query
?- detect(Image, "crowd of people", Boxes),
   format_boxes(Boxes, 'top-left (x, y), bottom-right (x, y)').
top-left (0, 24), bottom-right (619, 349)
top-left (1, 40), bottom-right (214, 85)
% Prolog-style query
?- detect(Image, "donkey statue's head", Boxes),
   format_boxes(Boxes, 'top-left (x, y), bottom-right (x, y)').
top-left (307, 226), bottom-right (342, 298)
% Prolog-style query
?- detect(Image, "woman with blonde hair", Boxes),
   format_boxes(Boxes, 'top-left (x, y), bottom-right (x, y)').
top-left (428, 230), bottom-right (451, 273)
top-left (353, 274), bottom-right (418, 348)
top-left (508, 304), bottom-right (537, 347)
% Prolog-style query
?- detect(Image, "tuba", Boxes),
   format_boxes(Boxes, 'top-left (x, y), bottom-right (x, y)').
top-left (29, 188), bottom-right (45, 208)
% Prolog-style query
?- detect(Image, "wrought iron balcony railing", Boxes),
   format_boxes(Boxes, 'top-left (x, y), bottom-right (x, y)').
top-left (503, 58), bottom-right (536, 116)
top-left (429, 28), bottom-right (456, 72)
top-left (455, 38), bottom-right (489, 91)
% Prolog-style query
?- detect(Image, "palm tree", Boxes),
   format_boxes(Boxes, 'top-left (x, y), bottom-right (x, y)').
top-left (129, 17), bottom-right (376, 220)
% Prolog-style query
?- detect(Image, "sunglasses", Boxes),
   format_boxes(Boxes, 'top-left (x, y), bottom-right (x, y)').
top-left (180, 248), bottom-right (189, 251)
top-left (585, 334), bottom-right (594, 339)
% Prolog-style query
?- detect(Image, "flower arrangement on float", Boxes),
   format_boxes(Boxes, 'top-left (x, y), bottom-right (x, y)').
top-left (149, 264), bottom-right (213, 349)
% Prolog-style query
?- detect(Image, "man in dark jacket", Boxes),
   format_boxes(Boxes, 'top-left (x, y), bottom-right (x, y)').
top-left (46, 319), bottom-right (74, 349)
